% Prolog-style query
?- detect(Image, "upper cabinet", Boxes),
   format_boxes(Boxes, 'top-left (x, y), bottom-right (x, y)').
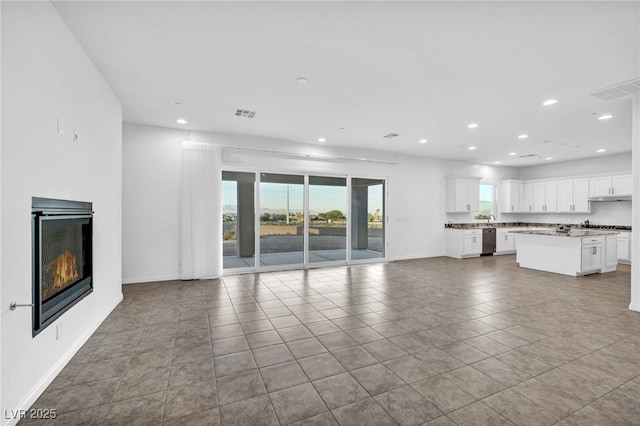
top-left (532, 181), bottom-right (557, 213)
top-left (446, 177), bottom-right (481, 213)
top-left (498, 180), bottom-right (523, 213)
top-left (590, 174), bottom-right (632, 198)
top-left (558, 178), bottom-right (590, 213)
top-left (499, 171), bottom-right (630, 214)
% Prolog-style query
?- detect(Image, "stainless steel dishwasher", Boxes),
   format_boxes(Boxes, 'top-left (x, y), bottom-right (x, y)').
top-left (482, 228), bottom-right (496, 255)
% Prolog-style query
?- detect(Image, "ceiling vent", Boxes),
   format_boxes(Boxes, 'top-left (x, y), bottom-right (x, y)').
top-left (519, 153), bottom-right (539, 158)
top-left (590, 77), bottom-right (640, 101)
top-left (235, 109), bottom-right (256, 118)
top-left (383, 133), bottom-right (400, 139)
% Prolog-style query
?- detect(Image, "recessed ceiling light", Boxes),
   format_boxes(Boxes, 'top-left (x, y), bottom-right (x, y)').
top-left (542, 99), bottom-right (558, 106)
top-left (598, 114), bottom-right (613, 120)
top-left (518, 134), bottom-right (528, 139)
top-left (494, 161), bottom-right (501, 164)
top-left (509, 152), bottom-right (517, 156)
top-left (318, 137), bottom-right (326, 143)
top-left (419, 139), bottom-right (428, 144)
top-left (545, 157), bottom-right (553, 160)
top-left (296, 77), bottom-right (309, 84)
top-left (468, 146), bottom-right (477, 150)
top-left (176, 119), bottom-right (187, 124)
top-left (467, 123), bottom-right (479, 129)
top-left (597, 148), bottom-right (607, 153)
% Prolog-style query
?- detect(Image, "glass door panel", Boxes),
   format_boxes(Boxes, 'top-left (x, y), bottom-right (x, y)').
top-left (222, 171), bottom-right (256, 269)
top-left (308, 176), bottom-right (347, 263)
top-left (259, 173), bottom-right (305, 267)
top-left (351, 178), bottom-right (385, 260)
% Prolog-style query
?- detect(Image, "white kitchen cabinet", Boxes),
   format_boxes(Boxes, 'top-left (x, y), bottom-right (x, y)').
top-left (581, 236), bottom-right (603, 273)
top-left (499, 181), bottom-right (523, 213)
top-left (496, 229), bottom-right (516, 254)
top-left (558, 178), bottom-right (590, 213)
top-left (589, 174), bottom-right (632, 198)
top-left (522, 182), bottom-right (534, 212)
top-left (617, 232), bottom-right (631, 264)
top-left (590, 176), bottom-right (612, 198)
top-left (603, 235), bottom-right (618, 272)
top-left (532, 181), bottom-right (557, 212)
top-left (463, 234), bottom-right (482, 255)
top-left (445, 229), bottom-right (482, 258)
top-left (613, 175), bottom-right (632, 196)
top-left (446, 177), bottom-right (481, 213)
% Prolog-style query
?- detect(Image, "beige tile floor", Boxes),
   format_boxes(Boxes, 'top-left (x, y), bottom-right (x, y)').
top-left (23, 255), bottom-right (640, 425)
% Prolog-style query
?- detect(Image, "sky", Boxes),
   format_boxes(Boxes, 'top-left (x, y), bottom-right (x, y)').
top-left (222, 181), bottom-right (384, 214)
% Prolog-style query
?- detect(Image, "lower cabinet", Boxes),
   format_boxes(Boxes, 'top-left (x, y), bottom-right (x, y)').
top-left (581, 243), bottom-right (603, 273)
top-left (617, 232), bottom-right (631, 264)
top-left (581, 235), bottom-right (617, 274)
top-left (445, 229), bottom-right (482, 258)
top-left (463, 234), bottom-right (482, 256)
top-left (604, 235), bottom-right (618, 272)
top-left (496, 229), bottom-right (516, 254)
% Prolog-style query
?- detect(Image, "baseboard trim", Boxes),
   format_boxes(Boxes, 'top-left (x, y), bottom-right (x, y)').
top-left (629, 302), bottom-right (640, 312)
top-left (3, 293), bottom-right (123, 426)
top-left (389, 253), bottom-right (441, 262)
top-left (122, 274), bottom-right (181, 284)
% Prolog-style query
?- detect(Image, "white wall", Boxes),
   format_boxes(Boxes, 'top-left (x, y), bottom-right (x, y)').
top-left (121, 123), bottom-right (519, 282)
top-left (1, 3), bottom-right (123, 423)
top-left (122, 124), bottom-right (187, 283)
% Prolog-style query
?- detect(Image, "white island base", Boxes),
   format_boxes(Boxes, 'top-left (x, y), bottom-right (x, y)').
top-left (515, 232), bottom-right (617, 277)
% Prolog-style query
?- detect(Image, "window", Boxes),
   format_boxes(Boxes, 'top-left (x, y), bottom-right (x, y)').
top-left (475, 184), bottom-right (495, 219)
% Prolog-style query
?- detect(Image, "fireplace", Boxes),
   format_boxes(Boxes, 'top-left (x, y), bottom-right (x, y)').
top-left (32, 197), bottom-right (93, 336)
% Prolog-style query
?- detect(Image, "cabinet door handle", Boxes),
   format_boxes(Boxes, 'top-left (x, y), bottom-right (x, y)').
top-left (612, 187), bottom-right (615, 195)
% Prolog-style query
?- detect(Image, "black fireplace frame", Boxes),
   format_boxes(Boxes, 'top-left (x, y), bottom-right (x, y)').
top-left (32, 197), bottom-right (93, 336)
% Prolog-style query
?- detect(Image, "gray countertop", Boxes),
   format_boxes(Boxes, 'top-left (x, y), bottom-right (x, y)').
top-left (445, 222), bottom-right (631, 231)
top-left (511, 229), bottom-right (620, 237)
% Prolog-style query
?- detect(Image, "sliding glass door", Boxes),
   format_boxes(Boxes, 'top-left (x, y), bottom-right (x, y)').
top-left (351, 178), bottom-right (385, 260)
top-left (308, 176), bottom-right (347, 264)
top-left (222, 170), bottom-right (386, 273)
top-left (259, 173), bottom-right (305, 267)
top-left (222, 171), bottom-right (256, 270)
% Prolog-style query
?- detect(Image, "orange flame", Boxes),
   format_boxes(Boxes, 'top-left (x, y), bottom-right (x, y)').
top-left (47, 249), bottom-right (79, 290)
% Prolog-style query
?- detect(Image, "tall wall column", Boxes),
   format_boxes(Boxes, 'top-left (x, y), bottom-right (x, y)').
top-left (631, 93), bottom-right (640, 312)
top-left (351, 185), bottom-right (368, 250)
top-left (237, 180), bottom-right (255, 258)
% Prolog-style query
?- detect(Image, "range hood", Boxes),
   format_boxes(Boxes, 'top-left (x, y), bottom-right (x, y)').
top-left (588, 195), bottom-right (632, 202)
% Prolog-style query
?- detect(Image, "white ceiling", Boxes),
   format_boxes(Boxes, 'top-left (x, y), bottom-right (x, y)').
top-left (53, 1), bottom-right (639, 167)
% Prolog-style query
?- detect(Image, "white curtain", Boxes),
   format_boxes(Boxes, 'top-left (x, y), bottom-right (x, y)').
top-left (181, 141), bottom-right (222, 280)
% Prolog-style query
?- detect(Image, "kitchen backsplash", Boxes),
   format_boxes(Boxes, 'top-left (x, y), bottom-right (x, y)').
top-left (447, 201), bottom-right (631, 226)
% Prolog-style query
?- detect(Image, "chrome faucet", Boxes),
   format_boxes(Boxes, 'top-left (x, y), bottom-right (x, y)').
top-left (487, 214), bottom-right (496, 223)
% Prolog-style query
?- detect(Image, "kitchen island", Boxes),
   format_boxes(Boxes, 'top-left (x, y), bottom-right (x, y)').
top-left (512, 229), bottom-right (619, 276)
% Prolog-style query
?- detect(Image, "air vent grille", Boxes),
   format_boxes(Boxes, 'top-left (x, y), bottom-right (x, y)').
top-left (590, 77), bottom-right (640, 101)
top-left (519, 154), bottom-right (539, 158)
top-left (383, 133), bottom-right (400, 139)
top-left (235, 109), bottom-right (256, 118)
